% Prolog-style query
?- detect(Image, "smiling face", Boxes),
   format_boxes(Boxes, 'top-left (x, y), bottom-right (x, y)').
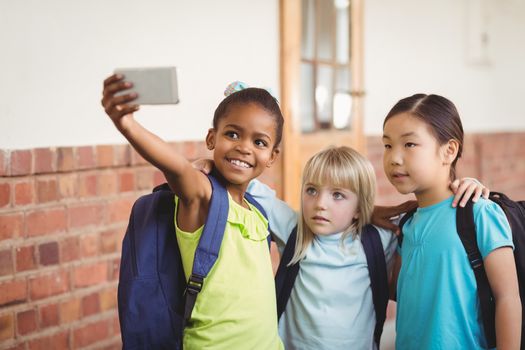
top-left (301, 182), bottom-right (359, 236)
top-left (382, 112), bottom-right (456, 204)
top-left (206, 102), bottom-right (279, 191)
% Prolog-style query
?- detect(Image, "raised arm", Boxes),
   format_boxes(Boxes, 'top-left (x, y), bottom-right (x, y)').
top-left (101, 74), bottom-right (211, 226)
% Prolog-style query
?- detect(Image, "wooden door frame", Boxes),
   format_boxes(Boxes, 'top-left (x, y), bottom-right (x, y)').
top-left (279, 0), bottom-right (365, 209)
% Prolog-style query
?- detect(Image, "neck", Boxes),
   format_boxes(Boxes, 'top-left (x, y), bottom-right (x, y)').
top-left (415, 183), bottom-right (453, 208)
top-left (226, 183), bottom-right (249, 208)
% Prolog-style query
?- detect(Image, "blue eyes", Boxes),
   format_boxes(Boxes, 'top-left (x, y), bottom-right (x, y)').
top-left (333, 192), bottom-right (345, 200)
top-left (305, 187), bottom-right (317, 195)
top-left (305, 187), bottom-right (346, 200)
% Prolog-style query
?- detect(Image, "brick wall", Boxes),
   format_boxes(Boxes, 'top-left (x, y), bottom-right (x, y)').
top-left (0, 131), bottom-right (523, 349)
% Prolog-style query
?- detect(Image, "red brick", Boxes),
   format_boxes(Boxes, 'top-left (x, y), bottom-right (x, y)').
top-left (0, 150), bottom-right (6, 176)
top-left (27, 330), bottom-right (69, 350)
top-left (10, 150), bottom-right (33, 176)
top-left (59, 298), bottom-right (81, 323)
top-left (79, 233), bottom-right (99, 257)
top-left (98, 171), bottom-right (118, 196)
top-left (99, 288), bottom-right (117, 311)
top-left (113, 145), bottom-right (131, 166)
top-left (109, 258), bottom-right (120, 281)
top-left (0, 212), bottom-right (24, 241)
top-left (73, 319), bottom-right (110, 348)
top-left (14, 180), bottom-right (34, 206)
top-left (39, 303), bottom-right (59, 328)
top-left (118, 171), bottom-right (135, 192)
top-left (77, 146), bottom-right (95, 170)
top-left (4, 342), bottom-right (26, 350)
top-left (130, 149), bottom-right (147, 165)
top-left (0, 313), bottom-right (15, 341)
top-left (16, 245), bottom-right (36, 272)
top-left (34, 148), bottom-right (55, 174)
top-left (68, 203), bottom-right (104, 229)
top-left (0, 249), bottom-right (14, 275)
top-left (82, 293), bottom-right (100, 316)
top-left (36, 178), bottom-right (59, 203)
top-left (57, 147), bottom-right (74, 172)
top-left (38, 241), bottom-right (59, 266)
top-left (107, 198), bottom-right (134, 223)
top-left (153, 170), bottom-right (166, 186)
top-left (96, 145), bottom-right (114, 168)
top-left (57, 173), bottom-right (77, 198)
top-left (26, 207), bottom-right (66, 237)
top-left (17, 309), bottom-right (37, 335)
top-left (182, 141), bottom-right (199, 160)
top-left (60, 236), bottom-right (79, 263)
top-left (29, 270), bottom-right (69, 300)
top-left (0, 182), bottom-right (10, 208)
top-left (101, 342), bottom-right (121, 350)
top-left (136, 168), bottom-right (154, 190)
top-left (100, 229), bottom-right (121, 254)
top-left (78, 173), bottom-right (97, 198)
top-left (73, 262), bottom-right (107, 288)
top-left (112, 314), bottom-right (120, 336)
top-left (0, 279), bottom-right (27, 306)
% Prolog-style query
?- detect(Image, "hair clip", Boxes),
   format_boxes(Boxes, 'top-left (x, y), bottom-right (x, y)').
top-left (224, 81), bottom-right (278, 102)
top-left (224, 81), bottom-right (249, 97)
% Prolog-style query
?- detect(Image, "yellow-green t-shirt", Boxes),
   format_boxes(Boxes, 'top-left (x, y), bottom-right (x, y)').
top-left (175, 194), bottom-right (284, 350)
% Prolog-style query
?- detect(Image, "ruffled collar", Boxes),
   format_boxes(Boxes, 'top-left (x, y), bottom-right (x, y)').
top-left (227, 193), bottom-right (269, 242)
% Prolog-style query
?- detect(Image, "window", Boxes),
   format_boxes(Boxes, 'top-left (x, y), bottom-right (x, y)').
top-left (300, 0), bottom-right (355, 132)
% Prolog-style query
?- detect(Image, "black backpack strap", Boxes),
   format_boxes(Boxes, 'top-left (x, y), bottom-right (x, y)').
top-left (361, 225), bottom-right (389, 348)
top-left (397, 207), bottom-right (417, 248)
top-left (183, 174), bottom-right (229, 328)
top-left (275, 226), bottom-right (300, 320)
top-left (456, 200), bottom-right (496, 348)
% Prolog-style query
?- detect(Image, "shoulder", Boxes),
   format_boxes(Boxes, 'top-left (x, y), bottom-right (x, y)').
top-left (472, 197), bottom-right (507, 223)
top-left (470, 198), bottom-right (513, 257)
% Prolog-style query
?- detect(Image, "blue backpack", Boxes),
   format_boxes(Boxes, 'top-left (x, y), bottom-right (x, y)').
top-left (274, 224), bottom-right (389, 348)
top-left (117, 174), bottom-right (269, 349)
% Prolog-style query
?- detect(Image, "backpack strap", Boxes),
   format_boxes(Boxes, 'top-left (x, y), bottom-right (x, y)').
top-left (275, 226), bottom-right (299, 320)
top-left (456, 200), bottom-right (496, 348)
top-left (361, 225), bottom-right (389, 348)
top-left (244, 191), bottom-right (272, 248)
top-left (183, 174), bottom-right (229, 328)
top-left (397, 207), bottom-right (417, 248)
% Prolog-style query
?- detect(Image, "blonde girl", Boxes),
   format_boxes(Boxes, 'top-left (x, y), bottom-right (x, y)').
top-left (245, 146), bottom-right (487, 350)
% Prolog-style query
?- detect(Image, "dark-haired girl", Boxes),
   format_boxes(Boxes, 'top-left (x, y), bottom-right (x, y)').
top-left (102, 78), bottom-right (284, 349)
top-left (383, 94), bottom-right (521, 349)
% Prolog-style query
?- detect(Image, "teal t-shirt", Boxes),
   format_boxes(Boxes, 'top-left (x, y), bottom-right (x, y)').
top-left (396, 196), bottom-right (513, 350)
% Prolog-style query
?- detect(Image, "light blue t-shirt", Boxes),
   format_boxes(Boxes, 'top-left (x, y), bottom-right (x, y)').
top-left (396, 196), bottom-right (513, 350)
top-left (247, 179), bottom-right (397, 350)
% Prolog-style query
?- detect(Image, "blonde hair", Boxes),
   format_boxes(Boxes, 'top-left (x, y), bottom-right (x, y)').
top-left (289, 146), bottom-right (377, 265)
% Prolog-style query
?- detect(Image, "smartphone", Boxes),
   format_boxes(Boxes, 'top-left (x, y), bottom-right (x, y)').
top-left (113, 66), bottom-right (179, 105)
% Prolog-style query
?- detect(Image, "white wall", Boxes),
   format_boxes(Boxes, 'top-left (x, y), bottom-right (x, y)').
top-left (0, 0), bottom-right (279, 149)
top-left (364, 0), bottom-right (525, 135)
top-left (2, 0), bottom-right (523, 149)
